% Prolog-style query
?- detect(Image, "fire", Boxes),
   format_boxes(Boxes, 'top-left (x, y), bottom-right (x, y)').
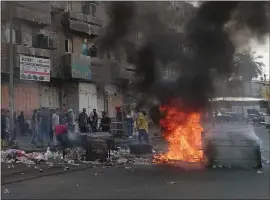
top-left (154, 105), bottom-right (204, 163)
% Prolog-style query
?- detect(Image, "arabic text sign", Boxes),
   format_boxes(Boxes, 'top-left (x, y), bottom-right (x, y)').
top-left (19, 55), bottom-right (50, 82)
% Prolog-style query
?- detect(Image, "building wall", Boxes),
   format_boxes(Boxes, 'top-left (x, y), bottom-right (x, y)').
top-left (78, 82), bottom-right (98, 116)
top-left (1, 82), bottom-right (39, 119)
top-left (214, 81), bottom-right (269, 98)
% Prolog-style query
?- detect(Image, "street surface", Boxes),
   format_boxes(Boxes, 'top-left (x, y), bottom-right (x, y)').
top-left (2, 123), bottom-right (270, 199)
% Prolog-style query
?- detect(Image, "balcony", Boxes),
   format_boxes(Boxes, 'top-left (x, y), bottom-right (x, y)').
top-left (12, 2), bottom-right (51, 26)
top-left (60, 53), bottom-right (136, 81)
top-left (61, 12), bottom-right (102, 36)
top-left (60, 53), bottom-right (105, 81)
top-left (15, 44), bottom-right (51, 58)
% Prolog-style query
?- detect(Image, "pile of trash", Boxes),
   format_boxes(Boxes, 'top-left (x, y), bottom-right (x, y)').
top-left (1, 147), bottom-right (155, 168)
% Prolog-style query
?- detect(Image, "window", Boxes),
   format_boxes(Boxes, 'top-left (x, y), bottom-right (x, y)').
top-left (82, 2), bottom-right (97, 16)
top-left (91, 3), bottom-right (96, 17)
top-left (65, 39), bottom-right (73, 53)
top-left (66, 2), bottom-right (72, 11)
top-left (2, 28), bottom-right (21, 44)
top-left (33, 33), bottom-right (54, 49)
top-left (82, 2), bottom-right (91, 15)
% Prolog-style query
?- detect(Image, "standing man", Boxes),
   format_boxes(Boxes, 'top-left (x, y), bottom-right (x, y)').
top-left (126, 110), bottom-right (134, 139)
top-left (31, 109), bottom-right (38, 145)
top-left (1, 109), bottom-right (8, 147)
top-left (78, 108), bottom-right (88, 133)
top-left (40, 107), bottom-right (50, 147)
top-left (67, 109), bottom-right (75, 133)
top-left (52, 109), bottom-right (60, 145)
top-left (136, 108), bottom-right (150, 144)
top-left (99, 112), bottom-right (111, 132)
top-left (17, 111), bottom-right (26, 136)
top-left (89, 109), bottom-right (98, 132)
top-left (59, 104), bottom-right (68, 124)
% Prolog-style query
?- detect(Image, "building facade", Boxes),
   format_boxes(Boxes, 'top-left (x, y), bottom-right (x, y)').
top-left (1, 1), bottom-right (136, 118)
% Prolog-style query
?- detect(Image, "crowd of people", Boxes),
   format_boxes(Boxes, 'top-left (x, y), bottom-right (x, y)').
top-left (1, 104), bottom-right (151, 148)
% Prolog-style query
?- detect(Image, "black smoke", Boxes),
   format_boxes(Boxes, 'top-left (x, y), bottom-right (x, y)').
top-left (98, 1), bottom-right (269, 122)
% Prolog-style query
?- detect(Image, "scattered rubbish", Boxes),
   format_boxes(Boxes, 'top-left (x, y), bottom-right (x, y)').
top-left (21, 172), bottom-right (24, 175)
top-left (167, 181), bottom-right (176, 185)
top-left (218, 165), bottom-right (223, 168)
top-left (257, 170), bottom-right (263, 174)
top-left (64, 167), bottom-right (70, 171)
top-left (4, 189), bottom-right (9, 194)
top-left (68, 160), bottom-right (75, 165)
top-left (77, 184), bottom-right (79, 187)
top-left (61, 181), bottom-right (64, 183)
top-left (94, 173), bottom-right (98, 176)
top-left (212, 165), bottom-right (217, 169)
top-left (45, 147), bottom-right (53, 160)
top-left (1, 145), bottom-right (154, 169)
top-left (39, 168), bottom-right (44, 172)
top-left (266, 160), bottom-right (269, 164)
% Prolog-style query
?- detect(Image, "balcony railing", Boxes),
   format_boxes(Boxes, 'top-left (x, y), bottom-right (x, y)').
top-left (13, 4), bottom-right (51, 25)
top-left (62, 12), bottom-right (102, 36)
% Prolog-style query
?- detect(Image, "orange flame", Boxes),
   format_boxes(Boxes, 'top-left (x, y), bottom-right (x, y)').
top-left (154, 106), bottom-right (204, 163)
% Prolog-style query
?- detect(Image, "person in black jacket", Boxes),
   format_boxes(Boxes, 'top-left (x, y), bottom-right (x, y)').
top-left (1, 109), bottom-right (8, 144)
top-left (17, 111), bottom-right (26, 136)
top-left (78, 108), bottom-right (88, 133)
top-left (99, 112), bottom-right (111, 132)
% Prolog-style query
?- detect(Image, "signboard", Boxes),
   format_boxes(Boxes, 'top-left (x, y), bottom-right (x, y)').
top-left (19, 55), bottom-right (50, 82)
top-left (71, 54), bottom-right (92, 80)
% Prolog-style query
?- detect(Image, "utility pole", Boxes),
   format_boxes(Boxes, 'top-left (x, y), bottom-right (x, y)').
top-left (9, 1), bottom-right (14, 142)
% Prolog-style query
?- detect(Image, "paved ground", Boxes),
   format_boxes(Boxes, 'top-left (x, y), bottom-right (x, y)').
top-left (2, 164), bottom-right (269, 199)
top-left (2, 123), bottom-right (269, 199)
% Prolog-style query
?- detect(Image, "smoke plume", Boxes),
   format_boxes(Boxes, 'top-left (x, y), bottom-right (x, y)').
top-left (98, 1), bottom-right (270, 121)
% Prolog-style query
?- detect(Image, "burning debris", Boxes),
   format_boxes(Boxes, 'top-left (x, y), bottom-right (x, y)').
top-left (154, 106), bottom-right (203, 163)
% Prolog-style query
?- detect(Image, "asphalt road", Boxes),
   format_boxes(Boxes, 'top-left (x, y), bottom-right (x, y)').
top-left (2, 124), bottom-right (270, 199)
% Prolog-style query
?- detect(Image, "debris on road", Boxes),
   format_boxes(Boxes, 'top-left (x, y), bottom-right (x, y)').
top-left (4, 189), bottom-right (9, 194)
top-left (167, 181), bottom-right (176, 185)
top-left (257, 170), bottom-right (263, 174)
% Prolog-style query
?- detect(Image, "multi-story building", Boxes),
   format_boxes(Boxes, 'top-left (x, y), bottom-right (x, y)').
top-left (1, 1), bottom-right (136, 118)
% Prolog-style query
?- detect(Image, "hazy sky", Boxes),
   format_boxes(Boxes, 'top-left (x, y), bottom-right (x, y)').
top-left (189, 1), bottom-right (269, 79)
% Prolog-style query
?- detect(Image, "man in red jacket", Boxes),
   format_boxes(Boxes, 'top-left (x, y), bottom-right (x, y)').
top-left (55, 122), bottom-right (72, 158)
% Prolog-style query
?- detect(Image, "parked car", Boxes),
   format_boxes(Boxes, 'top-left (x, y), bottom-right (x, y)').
top-left (215, 112), bottom-right (240, 122)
